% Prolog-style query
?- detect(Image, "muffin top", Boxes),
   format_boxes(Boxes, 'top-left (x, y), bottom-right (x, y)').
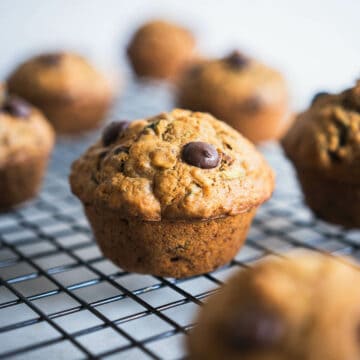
top-left (70, 109), bottom-right (274, 221)
top-left (188, 252), bottom-right (360, 360)
top-left (0, 91), bottom-right (54, 166)
top-left (177, 51), bottom-right (287, 108)
top-left (7, 52), bottom-right (112, 102)
top-left (282, 81), bottom-right (360, 183)
top-left (127, 20), bottom-right (196, 78)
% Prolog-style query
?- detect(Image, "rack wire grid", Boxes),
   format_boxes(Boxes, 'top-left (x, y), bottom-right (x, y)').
top-left (0, 80), bottom-right (359, 360)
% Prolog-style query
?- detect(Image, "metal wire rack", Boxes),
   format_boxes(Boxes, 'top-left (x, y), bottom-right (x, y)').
top-left (0, 80), bottom-right (359, 360)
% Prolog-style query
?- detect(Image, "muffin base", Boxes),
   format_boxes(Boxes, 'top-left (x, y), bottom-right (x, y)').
top-left (85, 205), bottom-right (257, 278)
top-left (0, 153), bottom-right (50, 211)
top-left (296, 168), bottom-right (360, 228)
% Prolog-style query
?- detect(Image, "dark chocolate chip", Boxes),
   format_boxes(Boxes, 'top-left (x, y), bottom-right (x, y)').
top-left (311, 91), bottom-right (329, 105)
top-left (186, 63), bottom-right (203, 77)
top-left (225, 51), bottom-right (249, 69)
top-left (102, 121), bottom-right (129, 146)
top-left (238, 96), bottom-right (262, 113)
top-left (38, 53), bottom-right (63, 66)
top-left (182, 142), bottom-right (220, 169)
top-left (225, 309), bottom-right (284, 350)
top-left (3, 96), bottom-right (31, 118)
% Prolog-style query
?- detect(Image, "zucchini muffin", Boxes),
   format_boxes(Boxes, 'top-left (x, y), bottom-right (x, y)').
top-left (0, 89), bottom-right (54, 210)
top-left (177, 51), bottom-right (289, 144)
top-left (188, 252), bottom-right (360, 360)
top-left (282, 81), bottom-right (360, 228)
top-left (127, 20), bottom-right (196, 80)
top-left (7, 52), bottom-right (113, 134)
top-left (70, 109), bottom-right (274, 278)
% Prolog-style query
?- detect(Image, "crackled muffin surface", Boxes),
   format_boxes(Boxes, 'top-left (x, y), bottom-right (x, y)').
top-left (70, 109), bottom-right (274, 221)
top-left (188, 252), bottom-right (360, 360)
top-left (283, 82), bottom-right (360, 183)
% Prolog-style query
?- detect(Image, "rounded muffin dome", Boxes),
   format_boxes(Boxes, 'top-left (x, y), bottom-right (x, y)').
top-left (188, 252), bottom-right (360, 360)
top-left (70, 109), bottom-right (274, 221)
top-left (127, 20), bottom-right (196, 80)
top-left (283, 81), bottom-right (360, 183)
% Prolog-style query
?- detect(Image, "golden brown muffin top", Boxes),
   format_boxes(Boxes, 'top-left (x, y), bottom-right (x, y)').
top-left (177, 51), bottom-right (287, 106)
top-left (7, 52), bottom-right (112, 102)
top-left (127, 20), bottom-right (196, 79)
top-left (188, 252), bottom-right (360, 360)
top-left (0, 93), bottom-right (54, 166)
top-left (70, 109), bottom-right (274, 221)
top-left (282, 81), bottom-right (360, 183)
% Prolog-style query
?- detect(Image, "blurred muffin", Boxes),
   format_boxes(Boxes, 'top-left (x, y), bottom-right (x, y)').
top-left (177, 51), bottom-right (289, 143)
top-left (7, 52), bottom-right (113, 134)
top-left (127, 20), bottom-right (196, 80)
top-left (282, 82), bottom-right (360, 228)
top-left (188, 252), bottom-right (360, 360)
top-left (0, 89), bottom-right (54, 210)
top-left (70, 109), bottom-right (274, 278)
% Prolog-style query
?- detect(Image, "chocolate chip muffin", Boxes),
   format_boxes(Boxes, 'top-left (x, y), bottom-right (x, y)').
top-left (282, 81), bottom-right (360, 228)
top-left (127, 20), bottom-right (197, 80)
top-left (7, 52), bottom-right (113, 134)
top-left (70, 109), bottom-right (274, 278)
top-left (188, 252), bottom-right (360, 360)
top-left (177, 51), bottom-right (290, 144)
top-left (0, 89), bottom-right (54, 210)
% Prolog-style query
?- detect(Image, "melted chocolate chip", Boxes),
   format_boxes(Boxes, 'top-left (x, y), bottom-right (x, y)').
top-left (38, 53), bottom-right (63, 66)
top-left (225, 309), bottom-right (284, 350)
top-left (226, 51), bottom-right (249, 69)
top-left (182, 142), bottom-right (220, 169)
top-left (102, 121), bottom-right (129, 146)
top-left (311, 91), bottom-right (329, 105)
top-left (2, 96), bottom-right (31, 118)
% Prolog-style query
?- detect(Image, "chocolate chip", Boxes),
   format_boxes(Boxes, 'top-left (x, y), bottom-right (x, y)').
top-left (224, 309), bottom-right (284, 350)
top-left (238, 96), bottom-right (262, 113)
top-left (182, 142), bottom-right (220, 169)
top-left (102, 121), bottom-right (129, 146)
top-left (186, 63), bottom-right (203, 77)
top-left (311, 91), bottom-right (329, 105)
top-left (2, 96), bottom-right (31, 118)
top-left (225, 51), bottom-right (249, 69)
top-left (38, 53), bottom-right (63, 66)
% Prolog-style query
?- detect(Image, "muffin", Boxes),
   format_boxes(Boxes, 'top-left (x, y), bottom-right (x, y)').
top-left (177, 51), bottom-right (289, 144)
top-left (7, 52), bottom-right (113, 134)
top-left (70, 109), bottom-right (274, 278)
top-left (282, 82), bottom-right (360, 228)
top-left (0, 90), bottom-right (54, 210)
top-left (127, 20), bottom-right (197, 80)
top-left (188, 252), bottom-right (360, 360)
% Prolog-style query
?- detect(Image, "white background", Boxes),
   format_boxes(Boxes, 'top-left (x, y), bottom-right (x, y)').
top-left (0, 0), bottom-right (359, 109)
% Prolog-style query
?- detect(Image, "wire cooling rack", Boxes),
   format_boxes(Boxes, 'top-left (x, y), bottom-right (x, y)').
top-left (0, 80), bottom-right (359, 360)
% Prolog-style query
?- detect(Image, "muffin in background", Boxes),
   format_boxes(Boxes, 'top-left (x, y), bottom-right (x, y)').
top-left (188, 252), bottom-right (360, 360)
top-left (177, 50), bottom-right (290, 144)
top-left (7, 52), bottom-right (113, 134)
top-left (70, 109), bottom-right (274, 278)
top-left (127, 20), bottom-right (197, 80)
top-left (0, 88), bottom-right (54, 210)
top-left (282, 81), bottom-right (360, 228)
